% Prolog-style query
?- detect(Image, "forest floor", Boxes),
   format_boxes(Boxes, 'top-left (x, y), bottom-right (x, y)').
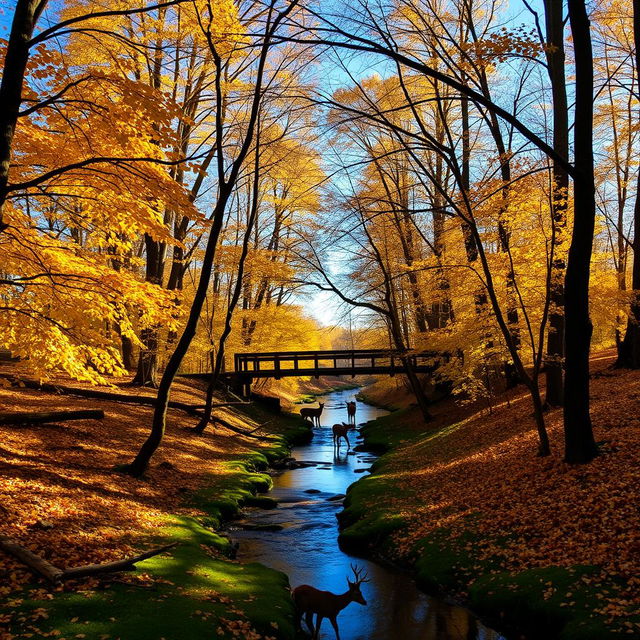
top-left (346, 351), bottom-right (640, 639)
top-left (0, 369), bottom-right (311, 640)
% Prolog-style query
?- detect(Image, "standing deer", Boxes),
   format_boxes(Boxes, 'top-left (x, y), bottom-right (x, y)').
top-left (346, 400), bottom-right (356, 425)
top-left (300, 402), bottom-right (324, 427)
top-left (332, 422), bottom-right (353, 451)
top-left (293, 565), bottom-right (369, 639)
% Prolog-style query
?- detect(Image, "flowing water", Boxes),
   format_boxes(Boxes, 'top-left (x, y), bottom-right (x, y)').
top-left (228, 389), bottom-right (506, 640)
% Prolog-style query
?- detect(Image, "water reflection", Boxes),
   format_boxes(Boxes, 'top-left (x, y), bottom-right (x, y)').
top-left (229, 389), bottom-right (506, 640)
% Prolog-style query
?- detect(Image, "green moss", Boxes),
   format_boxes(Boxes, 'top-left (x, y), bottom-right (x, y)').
top-left (338, 472), bottom-right (409, 554)
top-left (3, 408), bottom-right (311, 640)
top-left (4, 514), bottom-right (296, 640)
top-left (339, 408), bottom-right (639, 640)
top-left (354, 407), bottom-right (415, 453)
top-left (469, 566), bottom-right (638, 640)
top-left (354, 391), bottom-right (400, 411)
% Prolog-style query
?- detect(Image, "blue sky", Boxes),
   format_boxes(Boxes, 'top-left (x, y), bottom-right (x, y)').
top-left (0, 0), bottom-right (555, 330)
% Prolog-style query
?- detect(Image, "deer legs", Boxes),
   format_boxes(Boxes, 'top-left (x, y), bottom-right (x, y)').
top-left (311, 615), bottom-right (340, 640)
top-left (332, 422), bottom-right (352, 451)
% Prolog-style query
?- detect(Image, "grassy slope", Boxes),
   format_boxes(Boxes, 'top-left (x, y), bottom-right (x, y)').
top-left (1, 401), bottom-right (311, 640)
top-left (339, 380), bottom-right (640, 640)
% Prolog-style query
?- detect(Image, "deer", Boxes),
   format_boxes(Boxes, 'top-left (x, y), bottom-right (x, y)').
top-left (332, 422), bottom-right (353, 451)
top-left (293, 564), bottom-right (369, 639)
top-left (300, 402), bottom-right (324, 427)
top-left (346, 400), bottom-right (356, 425)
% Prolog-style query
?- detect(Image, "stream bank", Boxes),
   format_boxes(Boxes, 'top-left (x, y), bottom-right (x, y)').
top-left (0, 388), bottom-right (310, 640)
top-left (338, 391), bottom-right (640, 640)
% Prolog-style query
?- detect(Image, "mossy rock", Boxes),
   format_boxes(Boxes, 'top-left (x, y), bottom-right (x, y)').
top-left (245, 494), bottom-right (278, 509)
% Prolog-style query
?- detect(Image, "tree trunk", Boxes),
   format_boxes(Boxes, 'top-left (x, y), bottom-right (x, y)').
top-left (529, 382), bottom-right (551, 456)
top-left (543, 0), bottom-right (569, 407)
top-left (0, 0), bottom-right (47, 230)
top-left (617, 173), bottom-right (640, 368)
top-left (132, 234), bottom-right (165, 386)
top-left (430, 98), bottom-right (454, 328)
top-left (387, 309), bottom-right (432, 421)
top-left (615, 0), bottom-right (640, 369)
top-left (563, 0), bottom-right (599, 463)
top-left (121, 334), bottom-right (135, 371)
top-left (195, 130), bottom-right (262, 435)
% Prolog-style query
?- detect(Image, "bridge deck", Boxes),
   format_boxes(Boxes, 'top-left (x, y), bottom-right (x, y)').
top-left (231, 349), bottom-right (435, 380)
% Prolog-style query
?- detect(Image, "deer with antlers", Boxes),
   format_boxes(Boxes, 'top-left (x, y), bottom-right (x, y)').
top-left (346, 400), bottom-right (356, 425)
top-left (332, 422), bottom-right (353, 451)
top-left (293, 565), bottom-right (369, 639)
top-left (300, 402), bottom-right (324, 427)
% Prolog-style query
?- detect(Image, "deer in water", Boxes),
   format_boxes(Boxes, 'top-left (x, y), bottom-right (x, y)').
top-left (346, 400), bottom-right (356, 425)
top-left (293, 565), bottom-right (369, 639)
top-left (300, 402), bottom-right (324, 427)
top-left (332, 422), bottom-right (353, 451)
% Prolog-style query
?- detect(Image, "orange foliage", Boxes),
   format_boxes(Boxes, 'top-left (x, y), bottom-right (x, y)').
top-left (0, 375), bottom-right (273, 600)
top-left (368, 353), bottom-right (640, 625)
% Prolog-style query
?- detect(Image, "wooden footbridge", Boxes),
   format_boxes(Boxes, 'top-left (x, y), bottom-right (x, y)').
top-left (233, 349), bottom-right (434, 379)
top-left (181, 349), bottom-right (436, 396)
top-left (224, 349), bottom-right (434, 394)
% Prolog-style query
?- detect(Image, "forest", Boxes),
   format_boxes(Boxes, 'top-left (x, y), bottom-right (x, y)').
top-left (0, 0), bottom-right (639, 639)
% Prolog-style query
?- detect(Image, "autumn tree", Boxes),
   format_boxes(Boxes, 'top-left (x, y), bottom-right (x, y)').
top-left (125, 0), bottom-right (302, 475)
top-left (280, 0), bottom-right (601, 462)
top-left (0, 0), bottom-right (198, 382)
top-left (321, 65), bottom-right (556, 453)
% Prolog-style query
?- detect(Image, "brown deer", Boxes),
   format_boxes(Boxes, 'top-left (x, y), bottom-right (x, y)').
top-left (300, 402), bottom-right (324, 427)
top-left (332, 422), bottom-right (353, 451)
top-left (293, 565), bottom-right (369, 639)
top-left (346, 400), bottom-right (356, 425)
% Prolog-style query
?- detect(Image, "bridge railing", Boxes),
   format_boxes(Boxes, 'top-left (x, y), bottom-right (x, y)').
top-left (233, 349), bottom-right (436, 377)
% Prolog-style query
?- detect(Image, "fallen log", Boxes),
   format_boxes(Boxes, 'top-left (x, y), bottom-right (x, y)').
top-left (0, 536), bottom-right (64, 583)
top-left (4, 378), bottom-right (236, 415)
top-left (0, 536), bottom-right (178, 584)
top-left (0, 409), bottom-right (104, 425)
top-left (61, 542), bottom-right (179, 580)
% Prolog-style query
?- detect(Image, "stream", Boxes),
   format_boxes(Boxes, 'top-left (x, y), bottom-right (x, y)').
top-left (228, 389), bottom-right (507, 640)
